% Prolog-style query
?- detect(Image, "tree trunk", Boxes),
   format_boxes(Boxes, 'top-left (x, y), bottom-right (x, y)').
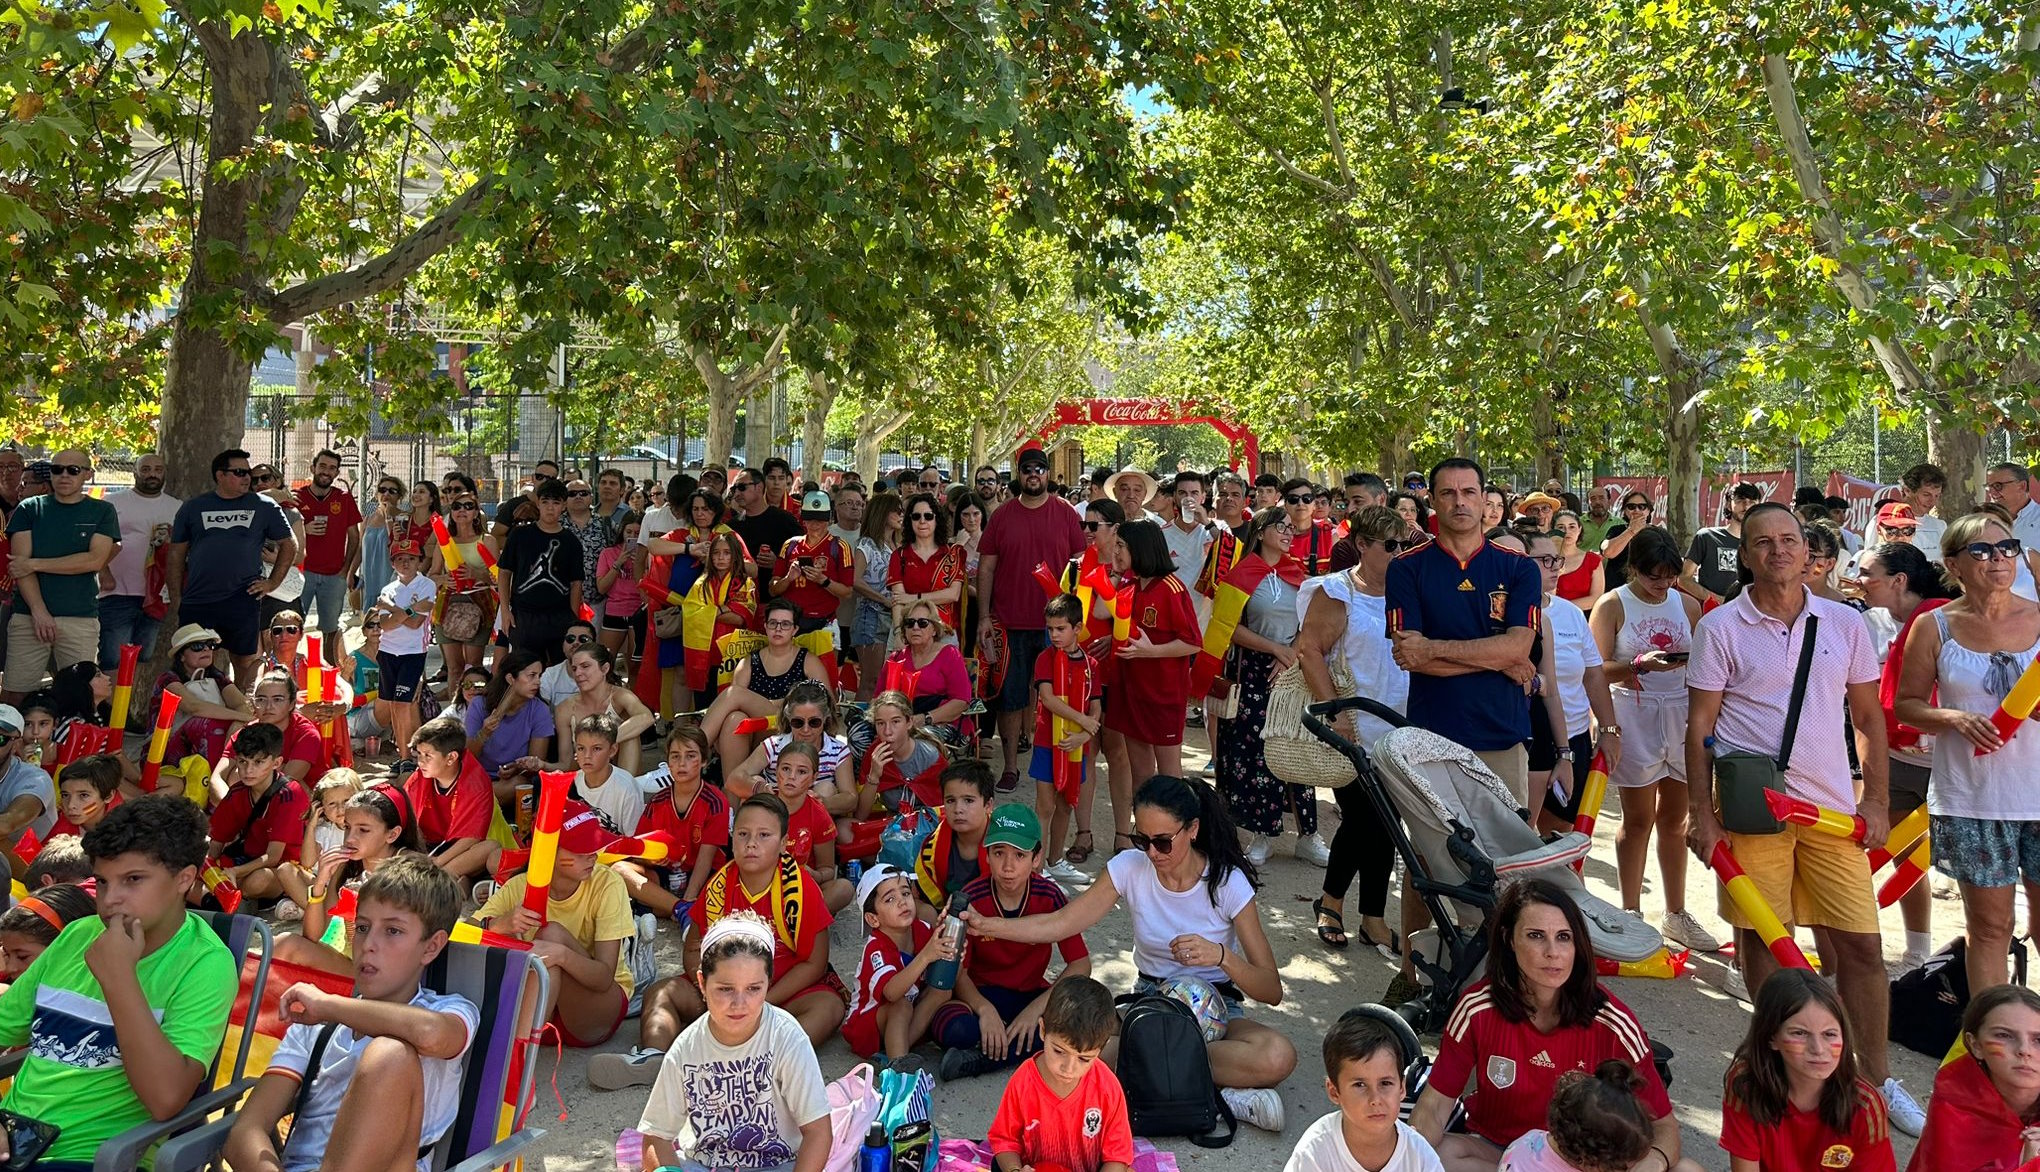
top-left (969, 418), bottom-right (987, 474)
top-left (802, 371), bottom-right (837, 480)
top-left (1530, 388), bottom-right (1562, 486)
top-left (1637, 304), bottom-right (1704, 548)
top-left (693, 353), bottom-right (741, 473)
top-left (1928, 407), bottom-right (1987, 511)
top-left (853, 407), bottom-right (913, 483)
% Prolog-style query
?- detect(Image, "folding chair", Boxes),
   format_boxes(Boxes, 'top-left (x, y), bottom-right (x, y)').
top-left (154, 941), bottom-right (552, 1172)
top-left (0, 910), bottom-right (272, 1172)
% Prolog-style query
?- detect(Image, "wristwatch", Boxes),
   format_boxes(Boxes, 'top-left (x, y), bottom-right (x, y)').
top-left (1599, 725), bottom-right (1623, 736)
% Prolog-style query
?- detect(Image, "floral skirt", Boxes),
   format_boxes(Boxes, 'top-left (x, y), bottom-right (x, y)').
top-left (1216, 648), bottom-right (1317, 837)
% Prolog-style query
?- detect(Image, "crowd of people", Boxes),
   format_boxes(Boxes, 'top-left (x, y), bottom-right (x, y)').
top-left (5, 441), bottom-right (2040, 1172)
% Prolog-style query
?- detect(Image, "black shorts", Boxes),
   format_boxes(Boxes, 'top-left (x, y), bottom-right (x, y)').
top-left (1889, 757), bottom-right (1931, 817)
top-left (510, 607), bottom-right (575, 665)
top-left (178, 596), bottom-right (263, 657)
top-left (996, 627), bottom-right (1050, 713)
top-left (378, 651), bottom-right (427, 703)
top-left (601, 608), bottom-right (646, 643)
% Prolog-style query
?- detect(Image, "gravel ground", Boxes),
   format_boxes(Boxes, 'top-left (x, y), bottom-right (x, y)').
top-left (486, 728), bottom-right (1940, 1172)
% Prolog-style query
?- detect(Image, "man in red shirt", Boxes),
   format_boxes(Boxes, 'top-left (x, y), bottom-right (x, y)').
top-left (1282, 477), bottom-right (1337, 574)
top-left (292, 449), bottom-right (362, 669)
top-left (771, 491), bottom-right (853, 639)
top-left (976, 446), bottom-right (1085, 792)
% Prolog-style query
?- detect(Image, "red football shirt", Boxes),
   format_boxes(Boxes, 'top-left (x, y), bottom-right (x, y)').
top-left (209, 776), bottom-right (311, 864)
top-left (1289, 519), bottom-right (1337, 574)
top-left (782, 794), bottom-right (835, 868)
top-left (1430, 980), bottom-right (1672, 1148)
top-left (777, 533), bottom-right (852, 620)
top-left (887, 544), bottom-right (967, 630)
top-left (1113, 575), bottom-right (1199, 705)
top-left (48, 792), bottom-right (122, 841)
top-left (406, 754), bottom-right (493, 846)
top-left (635, 780), bottom-right (730, 886)
top-left (988, 1054), bottom-right (1135, 1172)
top-left (960, 873), bottom-right (1089, 994)
top-left (843, 918), bottom-right (934, 1057)
top-left (294, 485), bottom-right (363, 576)
top-left (1721, 1071), bottom-right (1895, 1172)
top-left (221, 713), bottom-right (327, 786)
top-left (689, 859), bottom-right (834, 978)
top-left (1031, 646), bottom-right (1101, 755)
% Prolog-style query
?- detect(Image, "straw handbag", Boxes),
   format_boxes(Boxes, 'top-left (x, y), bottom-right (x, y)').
top-left (1262, 656), bottom-right (1359, 788)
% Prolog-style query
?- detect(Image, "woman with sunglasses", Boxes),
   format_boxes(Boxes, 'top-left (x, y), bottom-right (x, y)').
top-left (1894, 512), bottom-right (2040, 994)
top-left (152, 623), bottom-right (254, 772)
top-left (1550, 510), bottom-right (1606, 612)
top-left (882, 601), bottom-right (971, 742)
top-left (256, 609), bottom-right (352, 725)
top-left (433, 493), bottom-right (499, 696)
top-left (703, 596), bottom-right (830, 770)
top-left (1587, 526), bottom-right (1714, 953)
top-left (1296, 505), bottom-right (1410, 954)
top-left (888, 491), bottom-right (966, 640)
top-left (723, 680), bottom-right (853, 805)
top-left (849, 492), bottom-right (904, 701)
top-left (962, 774), bottom-right (1294, 1130)
top-left (1598, 492), bottom-right (1657, 584)
top-left (640, 490), bottom-right (742, 715)
top-left (360, 477), bottom-right (405, 611)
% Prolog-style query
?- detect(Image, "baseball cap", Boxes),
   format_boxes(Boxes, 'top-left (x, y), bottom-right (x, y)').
top-left (1016, 446), bottom-right (1050, 471)
top-left (389, 537), bottom-right (424, 559)
top-left (800, 490), bottom-right (833, 520)
top-left (0, 705), bottom-right (21, 737)
top-left (556, 802), bottom-right (612, 855)
top-left (855, 862), bottom-right (907, 912)
top-left (1875, 501), bottom-right (1917, 526)
top-left (983, 803), bottom-right (1042, 852)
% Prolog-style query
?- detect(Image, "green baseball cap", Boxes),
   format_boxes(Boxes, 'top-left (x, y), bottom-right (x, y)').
top-left (983, 803), bottom-right (1042, 852)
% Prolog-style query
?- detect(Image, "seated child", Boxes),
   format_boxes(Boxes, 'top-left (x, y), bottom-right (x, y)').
top-left (914, 760), bottom-right (993, 920)
top-left (223, 853), bottom-right (480, 1172)
top-left (208, 721), bottom-right (313, 901)
top-left (1906, 983), bottom-right (2040, 1172)
top-left (843, 863), bottom-right (955, 1066)
top-left (635, 912), bottom-right (832, 1172)
top-left (616, 726), bottom-right (727, 924)
top-left (1500, 1062), bottom-right (1705, 1172)
top-left (47, 751), bottom-right (123, 840)
top-left (568, 713), bottom-right (645, 837)
top-left (1286, 1012), bottom-right (1444, 1172)
top-left (0, 795), bottom-right (236, 1165)
top-left (988, 975), bottom-right (1135, 1172)
top-left (934, 804), bottom-right (1091, 1080)
top-left (1032, 593), bottom-right (1101, 883)
top-left (24, 834), bottom-right (90, 888)
top-left (277, 785), bottom-right (424, 977)
top-left (346, 620), bottom-right (384, 754)
top-left (477, 803), bottom-right (635, 1048)
top-left (1720, 968), bottom-right (1892, 1172)
top-left (593, 795), bottom-right (841, 1090)
top-left (16, 695), bottom-right (57, 769)
top-left (856, 690), bottom-right (948, 820)
top-left (773, 741), bottom-right (851, 912)
top-left (296, 769), bottom-right (365, 889)
top-left (0, 883), bottom-right (97, 981)
top-left (208, 673), bottom-right (328, 804)
top-left (404, 715), bottom-right (499, 880)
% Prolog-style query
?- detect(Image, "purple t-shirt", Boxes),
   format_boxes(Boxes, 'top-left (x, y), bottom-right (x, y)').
top-left (463, 696), bottom-right (554, 775)
top-left (979, 497), bottom-right (1083, 630)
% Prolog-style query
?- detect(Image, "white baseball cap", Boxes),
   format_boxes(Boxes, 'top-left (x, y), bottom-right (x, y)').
top-left (0, 705), bottom-right (20, 736)
top-left (854, 863), bottom-right (907, 912)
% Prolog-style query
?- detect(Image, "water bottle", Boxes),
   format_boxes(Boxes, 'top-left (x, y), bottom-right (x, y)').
top-left (858, 1124), bottom-right (891, 1172)
top-left (926, 895), bottom-right (966, 991)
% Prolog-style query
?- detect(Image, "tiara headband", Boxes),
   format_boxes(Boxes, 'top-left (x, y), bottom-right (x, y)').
top-left (700, 912), bottom-right (775, 954)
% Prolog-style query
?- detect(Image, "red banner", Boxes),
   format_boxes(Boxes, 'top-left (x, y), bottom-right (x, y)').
top-left (1031, 399), bottom-right (1259, 472)
top-left (1825, 471), bottom-right (1897, 535)
top-left (1592, 471), bottom-right (1794, 525)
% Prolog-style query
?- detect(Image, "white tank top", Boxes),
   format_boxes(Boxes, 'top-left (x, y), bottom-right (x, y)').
top-left (1928, 608), bottom-right (2040, 820)
top-left (1309, 570), bottom-right (1409, 743)
top-left (1609, 584), bottom-right (1691, 696)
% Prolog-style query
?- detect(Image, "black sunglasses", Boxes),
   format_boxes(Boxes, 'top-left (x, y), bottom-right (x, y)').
top-left (569, 489), bottom-right (593, 497)
top-left (452, 501), bottom-right (478, 511)
top-left (564, 633), bottom-right (595, 645)
top-left (1128, 828), bottom-right (1184, 855)
top-left (269, 625), bottom-right (301, 635)
top-left (1965, 538), bottom-right (2025, 561)
top-left (1284, 494), bottom-right (1310, 505)
top-left (903, 617), bottom-right (935, 629)
top-left (1082, 520), bottom-right (1107, 531)
top-left (222, 468), bottom-right (252, 478)
top-left (378, 486), bottom-right (401, 496)
top-left (787, 716), bottom-right (826, 730)
top-left (1622, 501), bottom-right (1650, 511)
top-left (909, 512), bottom-right (937, 521)
top-left (1378, 539), bottom-right (1413, 554)
top-left (182, 640), bottom-right (220, 652)
top-left (48, 463), bottom-right (87, 476)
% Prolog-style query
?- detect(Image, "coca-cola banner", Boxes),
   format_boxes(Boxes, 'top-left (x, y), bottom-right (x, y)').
top-left (1592, 471), bottom-right (1794, 525)
top-left (1033, 398), bottom-right (1260, 472)
top-left (1825, 472), bottom-right (1897, 535)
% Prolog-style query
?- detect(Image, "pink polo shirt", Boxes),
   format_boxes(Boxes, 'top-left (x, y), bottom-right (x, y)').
top-left (1688, 586), bottom-right (1879, 811)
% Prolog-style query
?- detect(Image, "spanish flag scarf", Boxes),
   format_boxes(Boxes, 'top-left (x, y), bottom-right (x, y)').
top-left (699, 851), bottom-right (819, 972)
top-left (683, 569), bottom-right (756, 692)
top-left (1190, 551), bottom-right (1305, 694)
top-left (914, 819), bottom-right (991, 906)
top-left (634, 526), bottom-right (747, 711)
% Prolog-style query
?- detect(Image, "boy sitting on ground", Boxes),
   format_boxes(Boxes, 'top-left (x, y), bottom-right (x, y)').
top-left (914, 760), bottom-right (994, 921)
top-left (0, 794), bottom-right (236, 1166)
top-left (224, 853), bottom-right (479, 1172)
top-left (843, 864), bottom-right (955, 1068)
top-left (46, 751), bottom-right (122, 839)
top-left (403, 716), bottom-right (499, 881)
top-left (208, 721), bottom-right (313, 902)
top-left (987, 975), bottom-right (1134, 1172)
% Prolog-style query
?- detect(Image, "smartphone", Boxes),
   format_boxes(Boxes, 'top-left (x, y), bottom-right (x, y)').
top-left (1663, 651), bottom-right (1690, 663)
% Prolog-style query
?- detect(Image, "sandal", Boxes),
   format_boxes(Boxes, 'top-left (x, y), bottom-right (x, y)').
top-left (1313, 897), bottom-right (1349, 949)
top-left (1065, 830), bottom-right (1095, 864)
top-left (1113, 833), bottom-right (1137, 855)
top-left (1353, 921), bottom-right (1401, 960)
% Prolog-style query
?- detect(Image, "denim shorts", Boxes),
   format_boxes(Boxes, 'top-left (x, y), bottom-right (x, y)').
top-left (1931, 813), bottom-right (2040, 889)
top-left (1131, 973), bottom-right (1247, 1022)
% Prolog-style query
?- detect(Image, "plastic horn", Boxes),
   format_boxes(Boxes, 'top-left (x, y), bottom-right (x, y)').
top-left (306, 634), bottom-right (327, 703)
top-left (449, 921), bottom-right (533, 951)
top-left (1571, 752), bottom-right (1610, 874)
top-left (733, 715), bottom-right (779, 736)
top-left (597, 831), bottom-right (677, 866)
top-left (520, 771), bottom-right (573, 926)
top-left (1709, 841), bottom-right (1813, 970)
top-left (476, 543), bottom-right (498, 580)
top-left (198, 860), bottom-right (243, 913)
top-left (1762, 790), bottom-right (1866, 842)
top-left (637, 576), bottom-right (685, 608)
top-left (430, 514), bottom-right (465, 583)
top-left (1111, 588), bottom-right (1132, 645)
top-left (1879, 835), bottom-right (1931, 907)
top-left (1032, 562), bottom-right (1063, 599)
top-left (139, 691), bottom-right (183, 791)
top-left (1868, 804), bottom-right (1932, 871)
top-left (1981, 653), bottom-right (2040, 753)
top-left (109, 643), bottom-right (140, 743)
top-left (1594, 947), bottom-right (1691, 979)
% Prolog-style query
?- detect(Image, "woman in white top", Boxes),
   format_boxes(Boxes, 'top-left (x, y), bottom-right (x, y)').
top-left (1296, 505), bottom-right (1410, 955)
top-left (1587, 526), bottom-right (1717, 953)
top-left (1894, 512), bottom-right (2040, 993)
top-left (552, 644), bottom-right (655, 774)
top-left (964, 774), bottom-right (1296, 1132)
top-left (1517, 529), bottom-right (1619, 831)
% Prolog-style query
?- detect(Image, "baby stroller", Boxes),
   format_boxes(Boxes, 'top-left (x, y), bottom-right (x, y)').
top-left (1304, 698), bottom-right (1664, 1033)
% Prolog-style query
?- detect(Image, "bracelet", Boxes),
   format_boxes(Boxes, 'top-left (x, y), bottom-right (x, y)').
top-left (307, 885), bottom-right (328, 905)
top-left (1650, 1146), bottom-right (1670, 1172)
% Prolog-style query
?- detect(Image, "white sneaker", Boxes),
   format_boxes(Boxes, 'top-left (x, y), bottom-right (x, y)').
top-left (1660, 909), bottom-right (1722, 952)
top-left (273, 898), bottom-right (304, 923)
top-left (588, 1045), bottom-right (666, 1090)
top-left (1293, 832), bottom-right (1331, 867)
top-left (1887, 948), bottom-right (1932, 980)
top-left (1044, 859), bottom-right (1092, 887)
top-left (1723, 966), bottom-right (1749, 1002)
top-left (1243, 835), bottom-right (1272, 866)
top-left (1882, 1077), bottom-right (1926, 1136)
top-left (1219, 1086), bottom-right (1285, 1132)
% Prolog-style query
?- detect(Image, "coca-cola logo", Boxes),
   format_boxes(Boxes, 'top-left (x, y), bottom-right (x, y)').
top-left (1085, 399), bottom-right (1187, 425)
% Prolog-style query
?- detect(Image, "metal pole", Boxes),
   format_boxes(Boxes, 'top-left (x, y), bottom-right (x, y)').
top-left (1873, 403), bottom-right (1882, 484)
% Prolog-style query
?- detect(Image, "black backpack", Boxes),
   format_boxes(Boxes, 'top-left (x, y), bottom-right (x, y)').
top-left (1115, 995), bottom-right (1236, 1149)
top-left (1890, 935), bottom-right (2029, 1058)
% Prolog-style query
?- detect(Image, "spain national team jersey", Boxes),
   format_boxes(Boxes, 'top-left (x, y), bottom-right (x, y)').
top-left (1383, 539), bottom-right (1541, 750)
top-left (1720, 1068), bottom-right (1894, 1172)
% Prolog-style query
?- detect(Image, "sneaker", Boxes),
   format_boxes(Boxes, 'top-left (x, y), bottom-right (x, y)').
top-left (1723, 966), bottom-right (1749, 1002)
top-left (588, 1045), bottom-right (665, 1090)
top-left (939, 1047), bottom-right (996, 1082)
top-left (889, 1053), bottom-right (927, 1078)
top-left (1243, 834), bottom-right (1271, 866)
top-left (1887, 948), bottom-right (1932, 980)
top-left (1044, 859), bottom-right (1092, 887)
top-left (996, 770), bottom-right (1020, 794)
top-left (1293, 832), bottom-right (1331, 867)
top-left (1660, 909), bottom-right (1723, 953)
top-left (1380, 971), bottom-right (1425, 1009)
top-left (273, 898), bottom-right (304, 923)
top-left (1219, 1086), bottom-right (1285, 1132)
top-left (1882, 1077), bottom-right (1926, 1136)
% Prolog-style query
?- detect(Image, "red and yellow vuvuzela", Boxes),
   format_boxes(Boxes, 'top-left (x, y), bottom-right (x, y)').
top-left (1709, 841), bottom-right (1813, 970)
top-left (140, 690), bottom-right (183, 791)
top-left (109, 643), bottom-right (140, 744)
top-left (521, 772), bottom-right (574, 927)
top-left (1570, 752), bottom-right (1610, 875)
top-left (1868, 804), bottom-right (1931, 872)
top-left (1879, 836), bottom-right (1932, 908)
top-left (1762, 789), bottom-right (1866, 842)
top-left (1980, 653), bottom-right (2040, 753)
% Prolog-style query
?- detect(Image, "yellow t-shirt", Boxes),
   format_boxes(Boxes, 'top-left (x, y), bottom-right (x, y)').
top-left (478, 864), bottom-right (637, 996)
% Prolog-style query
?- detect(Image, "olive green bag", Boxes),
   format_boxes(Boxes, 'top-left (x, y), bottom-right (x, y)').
top-left (1713, 614), bottom-right (1819, 836)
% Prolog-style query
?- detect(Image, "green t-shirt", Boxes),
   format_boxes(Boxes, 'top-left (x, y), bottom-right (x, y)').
top-left (5, 495), bottom-right (120, 618)
top-left (0, 912), bottom-right (235, 1161)
top-left (1578, 515), bottom-right (1619, 552)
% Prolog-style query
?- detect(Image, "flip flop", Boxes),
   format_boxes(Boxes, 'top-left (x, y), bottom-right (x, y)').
top-left (1065, 830), bottom-right (1094, 864)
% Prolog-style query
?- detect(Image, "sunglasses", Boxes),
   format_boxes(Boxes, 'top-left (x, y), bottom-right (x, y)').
top-left (48, 464), bottom-right (87, 477)
top-left (564, 633), bottom-right (594, 645)
top-left (976, 477), bottom-right (999, 485)
top-left (1284, 494), bottom-right (1311, 505)
top-left (1882, 526), bottom-right (1916, 538)
top-left (1622, 502), bottom-right (1651, 511)
top-left (223, 468), bottom-right (253, 478)
top-left (910, 512), bottom-right (937, 521)
top-left (378, 487), bottom-right (401, 496)
top-left (1129, 828), bottom-right (1184, 855)
top-left (269, 625), bottom-right (301, 636)
top-left (787, 716), bottom-right (826, 730)
top-left (1378, 539), bottom-right (1413, 554)
top-left (903, 617), bottom-right (935, 629)
top-left (569, 489), bottom-right (593, 497)
top-left (452, 502), bottom-right (478, 511)
top-left (1965, 538), bottom-right (2025, 561)
top-left (1082, 520), bottom-right (1108, 531)
top-left (182, 640), bottom-right (220, 652)
top-left (464, 680), bottom-right (489, 692)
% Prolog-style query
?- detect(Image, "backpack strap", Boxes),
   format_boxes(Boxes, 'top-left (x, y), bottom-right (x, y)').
top-left (276, 1021), bottom-right (341, 1152)
top-left (1189, 1091), bottom-right (1236, 1149)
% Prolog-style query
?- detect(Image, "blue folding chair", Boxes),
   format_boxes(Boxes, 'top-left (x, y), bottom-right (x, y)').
top-left (154, 940), bottom-right (551, 1172)
top-left (0, 909), bottom-right (272, 1172)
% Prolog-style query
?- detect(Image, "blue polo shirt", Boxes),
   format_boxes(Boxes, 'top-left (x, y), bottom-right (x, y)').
top-left (1384, 539), bottom-right (1541, 750)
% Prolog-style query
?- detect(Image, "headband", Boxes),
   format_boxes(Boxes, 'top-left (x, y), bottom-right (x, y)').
top-left (700, 912), bottom-right (775, 954)
top-left (367, 783), bottom-right (414, 832)
top-left (16, 897), bottom-right (61, 933)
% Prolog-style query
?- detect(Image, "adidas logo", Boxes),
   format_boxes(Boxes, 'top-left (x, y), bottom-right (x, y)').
top-left (1530, 1051), bottom-right (1556, 1069)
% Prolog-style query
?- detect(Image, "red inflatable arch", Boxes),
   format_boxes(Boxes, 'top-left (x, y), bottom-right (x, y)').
top-left (1028, 398), bottom-right (1260, 472)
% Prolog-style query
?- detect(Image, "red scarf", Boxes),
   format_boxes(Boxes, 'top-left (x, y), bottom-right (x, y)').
top-left (1880, 598), bottom-right (1948, 751)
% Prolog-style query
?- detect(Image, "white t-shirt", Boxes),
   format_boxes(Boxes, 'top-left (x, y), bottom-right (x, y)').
top-left (1285, 1114), bottom-right (1445, 1172)
top-left (0, 758), bottom-right (55, 843)
top-left (638, 1004), bottom-right (831, 1170)
top-left (273, 988), bottom-right (479, 1172)
top-left (102, 489), bottom-right (181, 598)
top-left (377, 575), bottom-right (440, 656)
top-left (1105, 850), bottom-right (1255, 985)
top-left (540, 661), bottom-right (578, 711)
top-left (642, 504), bottom-right (682, 539)
top-left (1543, 596), bottom-right (1603, 739)
top-left (574, 767), bottom-right (647, 837)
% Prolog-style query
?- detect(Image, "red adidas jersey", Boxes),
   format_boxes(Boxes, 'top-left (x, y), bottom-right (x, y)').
top-left (777, 533), bottom-right (852, 619)
top-left (1430, 980), bottom-right (1671, 1148)
top-left (1721, 1069), bottom-right (1894, 1172)
top-left (406, 754), bottom-right (493, 846)
top-left (843, 918), bottom-right (934, 1057)
top-left (782, 794), bottom-right (835, 868)
top-left (635, 779), bottom-right (730, 885)
top-left (1110, 574), bottom-right (1199, 705)
top-left (988, 1054), bottom-right (1135, 1172)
